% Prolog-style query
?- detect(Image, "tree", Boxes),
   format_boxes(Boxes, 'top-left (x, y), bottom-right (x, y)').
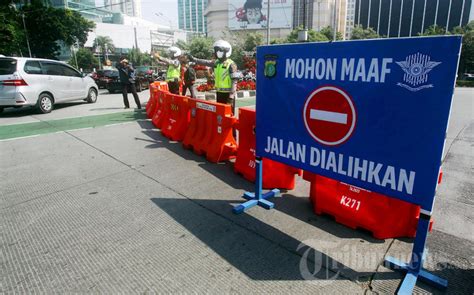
top-left (188, 36), bottom-right (214, 59)
top-left (0, 1), bottom-right (95, 58)
top-left (459, 22), bottom-right (474, 74)
top-left (285, 26), bottom-right (329, 43)
top-left (350, 25), bottom-right (380, 40)
top-left (420, 25), bottom-right (446, 36)
top-left (175, 39), bottom-right (189, 52)
top-left (127, 47), bottom-right (153, 66)
top-left (320, 26), bottom-right (343, 41)
top-left (242, 32), bottom-right (263, 52)
top-left (69, 48), bottom-right (98, 71)
top-left (0, 4), bottom-right (23, 56)
top-left (93, 36), bottom-right (115, 62)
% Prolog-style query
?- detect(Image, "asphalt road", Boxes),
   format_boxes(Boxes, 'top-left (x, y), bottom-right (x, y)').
top-left (0, 88), bottom-right (472, 294)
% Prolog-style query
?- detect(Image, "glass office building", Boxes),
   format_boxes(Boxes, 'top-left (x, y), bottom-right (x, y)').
top-left (178, 0), bottom-right (208, 34)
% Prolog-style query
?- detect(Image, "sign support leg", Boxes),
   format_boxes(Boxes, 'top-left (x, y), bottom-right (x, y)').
top-left (384, 213), bottom-right (448, 294)
top-left (233, 156), bottom-right (280, 214)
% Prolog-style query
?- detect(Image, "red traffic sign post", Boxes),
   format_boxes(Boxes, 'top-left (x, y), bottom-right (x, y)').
top-left (303, 86), bottom-right (357, 146)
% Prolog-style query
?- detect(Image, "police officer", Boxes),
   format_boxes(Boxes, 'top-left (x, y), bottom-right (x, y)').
top-left (188, 40), bottom-right (240, 112)
top-left (155, 46), bottom-right (182, 94)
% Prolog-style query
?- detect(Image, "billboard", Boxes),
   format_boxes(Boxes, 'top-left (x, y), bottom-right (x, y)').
top-left (256, 36), bottom-right (462, 212)
top-left (228, 0), bottom-right (293, 30)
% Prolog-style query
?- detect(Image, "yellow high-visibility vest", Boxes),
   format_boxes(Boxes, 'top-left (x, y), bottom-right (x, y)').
top-left (166, 63), bottom-right (180, 81)
top-left (214, 59), bottom-right (234, 92)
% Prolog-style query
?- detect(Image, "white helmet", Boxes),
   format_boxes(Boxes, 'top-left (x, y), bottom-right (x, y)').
top-left (168, 46), bottom-right (182, 58)
top-left (213, 40), bottom-right (232, 59)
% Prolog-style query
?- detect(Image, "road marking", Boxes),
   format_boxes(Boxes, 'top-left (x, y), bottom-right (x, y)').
top-left (310, 109), bottom-right (348, 124)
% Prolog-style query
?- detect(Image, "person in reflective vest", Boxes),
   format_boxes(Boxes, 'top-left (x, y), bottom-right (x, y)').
top-left (188, 40), bottom-right (240, 113)
top-left (155, 46), bottom-right (182, 94)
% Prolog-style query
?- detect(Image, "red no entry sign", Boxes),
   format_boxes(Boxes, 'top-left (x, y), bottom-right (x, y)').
top-left (303, 86), bottom-right (357, 146)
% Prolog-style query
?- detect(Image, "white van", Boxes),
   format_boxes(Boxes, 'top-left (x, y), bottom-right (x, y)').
top-left (0, 57), bottom-right (98, 114)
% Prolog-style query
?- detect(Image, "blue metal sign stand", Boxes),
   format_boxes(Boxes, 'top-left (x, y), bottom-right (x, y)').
top-left (233, 157), bottom-right (280, 214)
top-left (384, 212), bottom-right (448, 294)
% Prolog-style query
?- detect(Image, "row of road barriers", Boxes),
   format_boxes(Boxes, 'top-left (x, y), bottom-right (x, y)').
top-left (146, 82), bottom-right (300, 188)
top-left (146, 81), bottom-right (436, 241)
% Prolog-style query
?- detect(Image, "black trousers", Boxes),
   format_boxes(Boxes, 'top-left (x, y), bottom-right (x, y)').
top-left (168, 81), bottom-right (180, 94)
top-left (122, 83), bottom-right (141, 109)
top-left (182, 83), bottom-right (196, 98)
top-left (216, 92), bottom-right (235, 115)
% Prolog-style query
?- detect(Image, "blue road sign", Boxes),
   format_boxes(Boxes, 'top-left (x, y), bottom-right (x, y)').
top-left (256, 36), bottom-right (461, 211)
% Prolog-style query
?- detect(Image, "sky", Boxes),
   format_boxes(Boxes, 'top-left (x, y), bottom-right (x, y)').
top-left (141, 0), bottom-right (179, 28)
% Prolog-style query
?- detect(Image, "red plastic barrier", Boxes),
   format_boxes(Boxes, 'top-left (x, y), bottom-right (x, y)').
top-left (151, 91), bottom-right (169, 129)
top-left (182, 98), bottom-right (237, 163)
top-left (161, 94), bottom-right (190, 141)
top-left (303, 171), bottom-right (433, 239)
top-left (234, 107), bottom-right (301, 189)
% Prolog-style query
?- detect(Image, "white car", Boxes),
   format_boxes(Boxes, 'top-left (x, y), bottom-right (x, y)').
top-left (0, 57), bottom-right (98, 114)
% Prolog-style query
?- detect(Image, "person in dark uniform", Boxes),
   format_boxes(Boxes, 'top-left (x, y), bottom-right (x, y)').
top-left (182, 62), bottom-right (197, 98)
top-left (117, 58), bottom-right (141, 109)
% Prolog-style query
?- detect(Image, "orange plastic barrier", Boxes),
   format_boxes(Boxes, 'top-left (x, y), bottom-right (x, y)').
top-left (303, 171), bottom-right (433, 239)
top-left (234, 107), bottom-right (301, 189)
top-left (160, 94), bottom-right (190, 141)
top-left (151, 90), bottom-right (169, 129)
top-left (146, 83), bottom-right (159, 118)
top-left (182, 98), bottom-right (237, 163)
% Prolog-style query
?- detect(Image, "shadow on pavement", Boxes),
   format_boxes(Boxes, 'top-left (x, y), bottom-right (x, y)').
top-left (150, 197), bottom-right (367, 282)
top-left (150, 197), bottom-right (473, 294)
top-left (0, 101), bottom-right (86, 117)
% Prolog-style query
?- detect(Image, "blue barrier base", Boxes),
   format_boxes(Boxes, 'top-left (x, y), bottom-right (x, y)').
top-left (233, 156), bottom-right (280, 214)
top-left (384, 256), bottom-right (448, 294)
top-left (384, 215), bottom-right (448, 294)
top-left (233, 189), bottom-right (280, 214)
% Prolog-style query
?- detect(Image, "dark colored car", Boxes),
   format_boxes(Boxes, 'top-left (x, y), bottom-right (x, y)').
top-left (135, 66), bottom-right (156, 84)
top-left (105, 69), bottom-right (150, 94)
top-left (92, 69), bottom-right (120, 89)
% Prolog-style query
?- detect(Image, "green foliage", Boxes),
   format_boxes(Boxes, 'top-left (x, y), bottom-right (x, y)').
top-left (0, 4), bottom-right (23, 56)
top-left (320, 26), bottom-right (343, 41)
top-left (188, 36), bottom-right (214, 59)
top-left (93, 36), bottom-right (115, 62)
top-left (419, 21), bottom-right (474, 75)
top-left (459, 29), bottom-right (474, 74)
top-left (456, 80), bottom-right (474, 87)
top-left (175, 39), bottom-right (189, 52)
top-left (127, 47), bottom-right (153, 66)
top-left (350, 25), bottom-right (380, 40)
top-left (419, 25), bottom-right (446, 36)
top-left (0, 1), bottom-right (95, 58)
top-left (69, 48), bottom-right (98, 71)
top-left (286, 26), bottom-right (330, 43)
top-left (242, 32), bottom-right (263, 52)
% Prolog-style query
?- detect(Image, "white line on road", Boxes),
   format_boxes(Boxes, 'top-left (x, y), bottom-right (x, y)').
top-left (310, 109), bottom-right (348, 124)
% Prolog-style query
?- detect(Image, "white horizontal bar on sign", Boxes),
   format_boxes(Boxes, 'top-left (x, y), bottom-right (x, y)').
top-left (196, 102), bottom-right (216, 112)
top-left (310, 109), bottom-right (348, 124)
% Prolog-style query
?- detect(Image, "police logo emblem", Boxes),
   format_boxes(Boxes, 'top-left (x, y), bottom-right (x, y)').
top-left (396, 53), bottom-right (441, 92)
top-left (264, 54), bottom-right (278, 78)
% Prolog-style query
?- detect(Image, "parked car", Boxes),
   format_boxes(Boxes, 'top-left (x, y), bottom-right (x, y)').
top-left (105, 68), bottom-right (150, 93)
top-left (135, 66), bottom-right (157, 83)
top-left (92, 69), bottom-right (120, 89)
top-left (461, 73), bottom-right (474, 81)
top-left (0, 57), bottom-right (98, 114)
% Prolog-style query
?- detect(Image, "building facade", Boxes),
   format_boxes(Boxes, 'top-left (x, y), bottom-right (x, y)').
top-left (293, 0), bottom-right (349, 37)
top-left (103, 0), bottom-right (142, 18)
top-left (178, 0), bottom-right (208, 34)
top-left (353, 0), bottom-right (473, 38)
top-left (205, 0), bottom-right (294, 40)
